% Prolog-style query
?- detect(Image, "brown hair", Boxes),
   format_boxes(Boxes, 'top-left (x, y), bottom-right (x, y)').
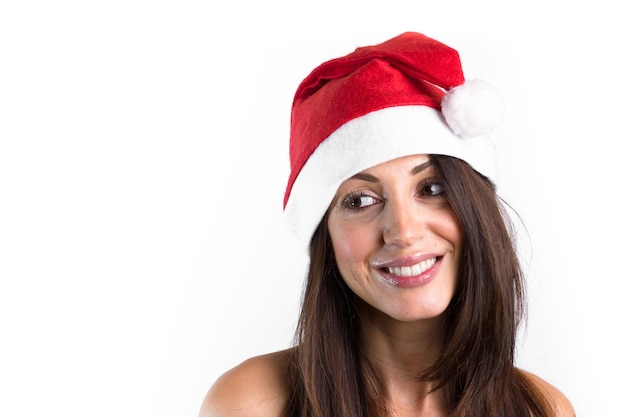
top-left (284, 155), bottom-right (554, 417)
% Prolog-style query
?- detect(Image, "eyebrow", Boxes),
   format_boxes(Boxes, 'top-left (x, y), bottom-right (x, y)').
top-left (411, 159), bottom-right (432, 175)
top-left (349, 159), bottom-right (433, 183)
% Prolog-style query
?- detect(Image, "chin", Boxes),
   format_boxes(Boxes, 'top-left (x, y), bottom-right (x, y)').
top-left (385, 299), bottom-right (452, 323)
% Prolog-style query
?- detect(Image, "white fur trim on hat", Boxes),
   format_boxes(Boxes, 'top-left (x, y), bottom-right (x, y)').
top-left (283, 105), bottom-right (497, 248)
top-left (441, 79), bottom-right (505, 138)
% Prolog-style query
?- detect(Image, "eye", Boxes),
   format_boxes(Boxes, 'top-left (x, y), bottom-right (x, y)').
top-left (341, 191), bottom-right (380, 210)
top-left (419, 180), bottom-right (445, 197)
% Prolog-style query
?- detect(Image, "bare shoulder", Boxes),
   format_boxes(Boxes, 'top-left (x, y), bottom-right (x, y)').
top-left (519, 369), bottom-right (576, 417)
top-left (198, 349), bottom-right (292, 417)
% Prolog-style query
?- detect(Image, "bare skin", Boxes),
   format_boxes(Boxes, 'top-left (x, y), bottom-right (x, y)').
top-left (199, 349), bottom-right (575, 417)
top-left (200, 155), bottom-right (576, 417)
top-left (199, 350), bottom-right (290, 417)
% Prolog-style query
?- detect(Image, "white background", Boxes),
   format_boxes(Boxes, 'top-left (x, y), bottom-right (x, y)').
top-left (1, 1), bottom-right (623, 416)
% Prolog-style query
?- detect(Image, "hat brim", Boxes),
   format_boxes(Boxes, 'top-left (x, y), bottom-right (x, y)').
top-left (283, 105), bottom-right (497, 248)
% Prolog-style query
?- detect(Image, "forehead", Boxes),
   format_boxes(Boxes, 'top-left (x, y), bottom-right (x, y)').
top-left (358, 154), bottom-right (431, 175)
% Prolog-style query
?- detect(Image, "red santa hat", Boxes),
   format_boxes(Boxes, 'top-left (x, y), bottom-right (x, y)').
top-left (284, 32), bottom-right (504, 247)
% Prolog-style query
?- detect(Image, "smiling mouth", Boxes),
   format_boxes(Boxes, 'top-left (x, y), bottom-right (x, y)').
top-left (382, 257), bottom-right (439, 277)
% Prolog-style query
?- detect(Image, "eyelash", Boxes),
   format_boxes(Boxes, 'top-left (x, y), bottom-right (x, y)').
top-left (341, 190), bottom-right (379, 211)
top-left (340, 178), bottom-right (446, 211)
top-left (417, 177), bottom-right (445, 197)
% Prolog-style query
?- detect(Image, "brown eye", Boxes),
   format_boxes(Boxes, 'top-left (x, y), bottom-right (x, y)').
top-left (420, 182), bottom-right (445, 197)
top-left (342, 193), bottom-right (379, 210)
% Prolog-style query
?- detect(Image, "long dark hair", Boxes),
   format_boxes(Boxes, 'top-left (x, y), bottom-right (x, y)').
top-left (284, 155), bottom-right (554, 417)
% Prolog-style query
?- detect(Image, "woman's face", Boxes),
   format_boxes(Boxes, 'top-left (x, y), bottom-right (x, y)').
top-left (327, 154), bottom-right (463, 323)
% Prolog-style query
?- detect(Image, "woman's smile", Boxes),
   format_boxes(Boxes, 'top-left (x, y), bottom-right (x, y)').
top-left (374, 255), bottom-right (442, 288)
top-left (327, 154), bottom-right (463, 322)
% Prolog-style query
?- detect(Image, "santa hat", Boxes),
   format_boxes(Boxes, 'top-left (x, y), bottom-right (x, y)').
top-left (284, 32), bottom-right (504, 247)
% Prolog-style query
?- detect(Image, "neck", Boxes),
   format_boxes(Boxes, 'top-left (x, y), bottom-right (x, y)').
top-left (356, 301), bottom-right (448, 416)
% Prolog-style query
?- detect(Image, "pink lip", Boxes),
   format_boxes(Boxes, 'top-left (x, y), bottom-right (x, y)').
top-left (373, 254), bottom-right (442, 288)
top-left (375, 253), bottom-right (440, 269)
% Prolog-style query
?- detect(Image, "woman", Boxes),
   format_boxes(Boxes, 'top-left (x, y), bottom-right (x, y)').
top-left (200, 32), bottom-right (575, 417)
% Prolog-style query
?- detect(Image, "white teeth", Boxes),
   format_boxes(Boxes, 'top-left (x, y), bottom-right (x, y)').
top-left (388, 258), bottom-right (436, 277)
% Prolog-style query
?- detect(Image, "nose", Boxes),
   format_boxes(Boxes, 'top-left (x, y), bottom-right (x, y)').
top-left (381, 199), bottom-right (424, 247)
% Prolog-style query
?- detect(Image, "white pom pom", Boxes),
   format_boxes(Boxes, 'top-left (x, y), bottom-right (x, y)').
top-left (441, 79), bottom-right (504, 138)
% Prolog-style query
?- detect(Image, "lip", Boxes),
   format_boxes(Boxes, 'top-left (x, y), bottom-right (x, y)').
top-left (372, 254), bottom-right (443, 288)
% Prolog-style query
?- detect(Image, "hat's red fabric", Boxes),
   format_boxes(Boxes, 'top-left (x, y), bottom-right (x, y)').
top-left (285, 32), bottom-right (465, 207)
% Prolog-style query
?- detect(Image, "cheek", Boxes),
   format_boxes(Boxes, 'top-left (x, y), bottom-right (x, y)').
top-left (447, 214), bottom-right (464, 252)
top-left (328, 218), bottom-right (378, 266)
top-left (432, 208), bottom-right (464, 251)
